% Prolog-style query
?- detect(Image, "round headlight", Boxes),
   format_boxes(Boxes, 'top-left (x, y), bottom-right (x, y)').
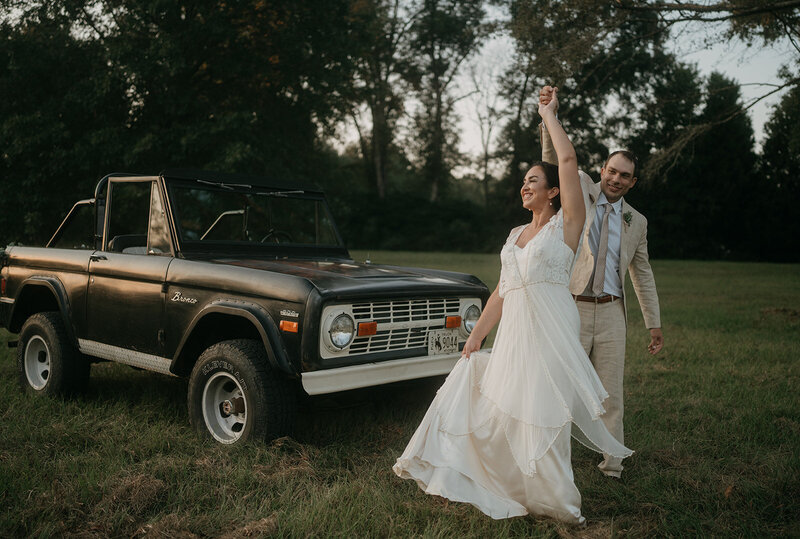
top-left (329, 313), bottom-right (355, 349)
top-left (463, 305), bottom-right (481, 333)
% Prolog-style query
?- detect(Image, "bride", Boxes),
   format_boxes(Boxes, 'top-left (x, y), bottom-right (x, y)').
top-left (393, 87), bottom-right (632, 524)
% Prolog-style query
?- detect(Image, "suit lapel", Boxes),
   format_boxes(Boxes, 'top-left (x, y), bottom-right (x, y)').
top-left (582, 183), bottom-right (600, 254)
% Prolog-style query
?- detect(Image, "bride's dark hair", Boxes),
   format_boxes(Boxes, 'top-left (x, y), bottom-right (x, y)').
top-left (530, 161), bottom-right (561, 211)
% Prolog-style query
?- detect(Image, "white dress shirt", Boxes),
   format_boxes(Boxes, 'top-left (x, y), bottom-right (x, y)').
top-left (588, 193), bottom-right (623, 297)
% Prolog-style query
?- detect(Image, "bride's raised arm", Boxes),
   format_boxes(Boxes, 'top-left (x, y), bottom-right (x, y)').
top-left (537, 88), bottom-right (585, 252)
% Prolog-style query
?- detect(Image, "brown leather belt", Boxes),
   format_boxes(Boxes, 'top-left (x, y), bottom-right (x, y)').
top-left (573, 294), bottom-right (620, 304)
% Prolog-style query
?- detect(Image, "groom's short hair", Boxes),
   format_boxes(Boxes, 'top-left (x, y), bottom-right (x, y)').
top-left (605, 150), bottom-right (638, 178)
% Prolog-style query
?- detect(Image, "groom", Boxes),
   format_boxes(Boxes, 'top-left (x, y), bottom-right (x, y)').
top-left (539, 87), bottom-right (663, 479)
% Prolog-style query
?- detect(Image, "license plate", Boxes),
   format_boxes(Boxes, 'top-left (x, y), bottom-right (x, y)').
top-left (428, 329), bottom-right (459, 355)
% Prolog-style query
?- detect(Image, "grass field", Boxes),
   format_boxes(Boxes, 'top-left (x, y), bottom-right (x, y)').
top-left (1, 255), bottom-right (799, 537)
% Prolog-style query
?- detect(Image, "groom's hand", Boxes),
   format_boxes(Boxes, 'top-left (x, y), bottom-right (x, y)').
top-left (648, 328), bottom-right (663, 355)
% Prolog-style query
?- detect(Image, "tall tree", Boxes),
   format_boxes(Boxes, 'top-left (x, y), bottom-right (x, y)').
top-left (406, 0), bottom-right (487, 201)
top-left (629, 72), bottom-right (758, 259)
top-left (757, 82), bottom-right (800, 261)
top-left (345, 0), bottom-right (419, 198)
top-left (465, 59), bottom-right (506, 206)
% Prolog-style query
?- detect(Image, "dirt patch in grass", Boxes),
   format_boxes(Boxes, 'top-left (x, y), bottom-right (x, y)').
top-left (251, 437), bottom-right (317, 482)
top-left (218, 514), bottom-right (279, 538)
top-left (105, 473), bottom-right (166, 516)
top-left (774, 416), bottom-right (800, 434)
top-left (650, 448), bottom-right (695, 468)
top-left (133, 514), bottom-right (199, 538)
top-left (556, 520), bottom-right (614, 538)
top-left (759, 307), bottom-right (800, 324)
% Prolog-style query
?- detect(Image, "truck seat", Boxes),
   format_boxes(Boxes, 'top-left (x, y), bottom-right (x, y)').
top-left (108, 234), bottom-right (147, 253)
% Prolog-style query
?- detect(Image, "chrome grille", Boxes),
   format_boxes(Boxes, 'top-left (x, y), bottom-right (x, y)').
top-left (349, 298), bottom-right (460, 354)
top-left (352, 298), bottom-right (459, 323)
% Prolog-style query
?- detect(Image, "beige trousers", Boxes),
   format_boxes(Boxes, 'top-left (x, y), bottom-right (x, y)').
top-left (576, 299), bottom-right (627, 477)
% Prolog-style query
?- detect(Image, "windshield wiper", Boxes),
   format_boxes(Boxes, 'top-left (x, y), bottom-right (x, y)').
top-left (196, 179), bottom-right (253, 190)
top-left (255, 190), bottom-right (305, 197)
top-left (195, 180), bottom-right (305, 197)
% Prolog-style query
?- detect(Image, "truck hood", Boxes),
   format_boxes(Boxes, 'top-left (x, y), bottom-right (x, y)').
top-left (209, 257), bottom-right (486, 298)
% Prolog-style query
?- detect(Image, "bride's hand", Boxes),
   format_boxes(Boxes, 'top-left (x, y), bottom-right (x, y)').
top-left (538, 86), bottom-right (559, 118)
top-left (539, 85), bottom-right (556, 108)
top-left (461, 333), bottom-right (481, 359)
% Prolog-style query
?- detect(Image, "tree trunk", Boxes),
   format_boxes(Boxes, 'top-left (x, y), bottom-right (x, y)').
top-left (370, 102), bottom-right (388, 199)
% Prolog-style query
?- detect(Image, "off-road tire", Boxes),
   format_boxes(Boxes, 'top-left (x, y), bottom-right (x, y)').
top-left (17, 311), bottom-right (89, 395)
top-left (187, 339), bottom-right (296, 445)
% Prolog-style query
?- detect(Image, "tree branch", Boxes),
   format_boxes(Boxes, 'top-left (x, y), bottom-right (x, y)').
top-left (645, 75), bottom-right (800, 178)
top-left (616, 0), bottom-right (800, 20)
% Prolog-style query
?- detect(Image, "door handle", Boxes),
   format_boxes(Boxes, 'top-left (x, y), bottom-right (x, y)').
top-left (89, 254), bottom-right (108, 262)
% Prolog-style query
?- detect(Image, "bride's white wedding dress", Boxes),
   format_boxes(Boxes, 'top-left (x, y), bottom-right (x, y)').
top-left (393, 212), bottom-right (632, 523)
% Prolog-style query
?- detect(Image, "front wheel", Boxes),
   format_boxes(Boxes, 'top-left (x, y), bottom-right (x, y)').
top-left (187, 339), bottom-right (295, 445)
top-left (17, 311), bottom-right (89, 396)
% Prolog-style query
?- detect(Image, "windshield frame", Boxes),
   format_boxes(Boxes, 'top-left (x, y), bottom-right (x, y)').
top-left (163, 178), bottom-right (350, 258)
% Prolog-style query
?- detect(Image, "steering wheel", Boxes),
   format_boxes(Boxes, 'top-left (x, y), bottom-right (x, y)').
top-left (260, 228), bottom-right (294, 244)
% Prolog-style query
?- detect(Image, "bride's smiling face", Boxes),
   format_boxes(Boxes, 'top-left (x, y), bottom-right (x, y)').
top-left (521, 166), bottom-right (557, 211)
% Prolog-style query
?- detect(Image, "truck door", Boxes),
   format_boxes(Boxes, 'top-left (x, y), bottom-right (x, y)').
top-left (86, 179), bottom-right (173, 356)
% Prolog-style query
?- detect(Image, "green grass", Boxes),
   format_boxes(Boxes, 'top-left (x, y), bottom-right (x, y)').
top-left (2, 256), bottom-right (799, 537)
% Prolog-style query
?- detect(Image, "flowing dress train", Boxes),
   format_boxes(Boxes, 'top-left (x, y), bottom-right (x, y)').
top-left (393, 212), bottom-right (633, 523)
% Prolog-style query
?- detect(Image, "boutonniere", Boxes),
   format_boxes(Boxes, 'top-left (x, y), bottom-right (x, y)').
top-left (623, 211), bottom-right (633, 227)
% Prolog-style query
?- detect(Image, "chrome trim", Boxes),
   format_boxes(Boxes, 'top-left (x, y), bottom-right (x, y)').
top-left (0, 297), bottom-right (13, 304)
top-left (302, 350), bottom-right (483, 395)
top-left (78, 339), bottom-right (174, 376)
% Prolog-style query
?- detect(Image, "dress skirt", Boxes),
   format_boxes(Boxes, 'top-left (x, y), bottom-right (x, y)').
top-left (393, 282), bottom-right (633, 523)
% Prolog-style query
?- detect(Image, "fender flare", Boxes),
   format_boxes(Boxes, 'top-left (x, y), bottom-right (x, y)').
top-left (172, 299), bottom-right (293, 377)
top-left (9, 276), bottom-right (77, 346)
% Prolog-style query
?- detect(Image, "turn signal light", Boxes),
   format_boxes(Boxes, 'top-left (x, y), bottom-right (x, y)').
top-left (0, 277), bottom-right (5, 296)
top-left (445, 315), bottom-right (462, 328)
top-left (357, 321), bottom-right (378, 336)
top-left (279, 320), bottom-right (298, 333)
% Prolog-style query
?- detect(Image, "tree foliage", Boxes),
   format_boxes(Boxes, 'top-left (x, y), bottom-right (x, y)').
top-left (1, 0), bottom-right (359, 245)
top-left (0, 0), bottom-right (792, 260)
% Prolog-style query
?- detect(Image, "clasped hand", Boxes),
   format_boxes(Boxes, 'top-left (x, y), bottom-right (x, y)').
top-left (539, 85), bottom-right (559, 117)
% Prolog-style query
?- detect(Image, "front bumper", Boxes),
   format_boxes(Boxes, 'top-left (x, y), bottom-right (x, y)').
top-left (301, 351), bottom-right (463, 395)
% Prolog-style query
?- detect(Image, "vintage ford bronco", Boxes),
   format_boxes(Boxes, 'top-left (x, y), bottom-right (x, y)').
top-left (0, 170), bottom-right (488, 444)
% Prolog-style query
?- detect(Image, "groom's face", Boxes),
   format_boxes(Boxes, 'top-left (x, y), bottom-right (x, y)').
top-left (600, 154), bottom-right (637, 203)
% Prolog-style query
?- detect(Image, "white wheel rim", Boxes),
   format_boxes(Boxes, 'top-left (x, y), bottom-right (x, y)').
top-left (24, 335), bottom-right (51, 390)
top-left (201, 372), bottom-right (248, 444)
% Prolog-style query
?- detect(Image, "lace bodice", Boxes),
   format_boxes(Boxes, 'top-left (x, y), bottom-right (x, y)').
top-left (498, 212), bottom-right (576, 297)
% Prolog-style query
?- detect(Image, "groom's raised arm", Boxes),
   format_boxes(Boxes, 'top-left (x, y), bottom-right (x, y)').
top-left (539, 85), bottom-right (558, 165)
top-left (540, 122), bottom-right (557, 166)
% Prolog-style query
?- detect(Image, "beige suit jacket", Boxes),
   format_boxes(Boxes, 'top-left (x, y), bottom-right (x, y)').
top-left (541, 124), bottom-right (661, 329)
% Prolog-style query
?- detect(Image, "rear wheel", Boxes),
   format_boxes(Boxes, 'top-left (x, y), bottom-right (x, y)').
top-left (187, 339), bottom-right (295, 445)
top-left (17, 312), bottom-right (89, 395)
